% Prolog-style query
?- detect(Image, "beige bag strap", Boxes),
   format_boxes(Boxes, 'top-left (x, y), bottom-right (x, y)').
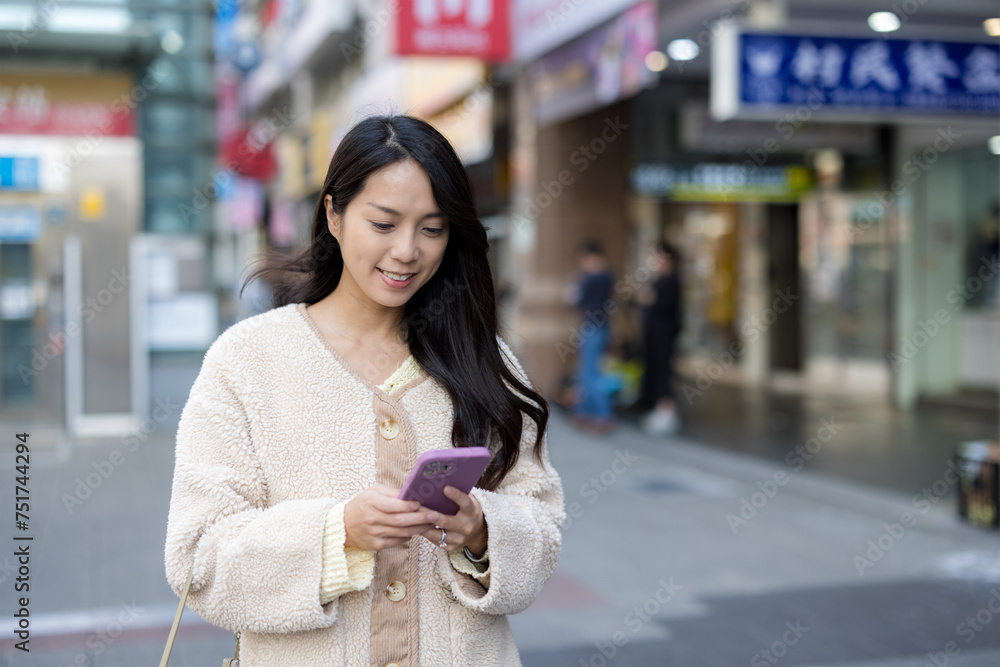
top-left (159, 568), bottom-right (194, 667)
top-left (159, 568), bottom-right (241, 667)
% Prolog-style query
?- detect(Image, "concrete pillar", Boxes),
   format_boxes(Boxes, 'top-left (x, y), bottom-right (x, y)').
top-left (510, 101), bottom-right (631, 395)
top-left (740, 202), bottom-right (769, 385)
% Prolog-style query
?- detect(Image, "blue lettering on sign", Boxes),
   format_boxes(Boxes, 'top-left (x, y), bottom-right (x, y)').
top-left (740, 34), bottom-right (999, 115)
top-left (0, 206), bottom-right (42, 242)
top-left (0, 157), bottom-right (40, 191)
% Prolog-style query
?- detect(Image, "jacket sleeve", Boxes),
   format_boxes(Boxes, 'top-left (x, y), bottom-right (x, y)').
top-left (440, 338), bottom-right (565, 615)
top-left (164, 335), bottom-right (354, 634)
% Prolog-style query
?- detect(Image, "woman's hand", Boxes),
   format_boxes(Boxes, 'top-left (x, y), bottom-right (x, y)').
top-left (344, 484), bottom-right (437, 551)
top-left (420, 486), bottom-right (488, 556)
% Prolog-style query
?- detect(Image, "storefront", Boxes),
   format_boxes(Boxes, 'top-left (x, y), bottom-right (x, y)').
top-left (0, 71), bottom-right (143, 437)
top-left (698, 26), bottom-right (1000, 406)
top-left (624, 67), bottom-right (900, 395)
top-left (895, 127), bottom-right (1000, 405)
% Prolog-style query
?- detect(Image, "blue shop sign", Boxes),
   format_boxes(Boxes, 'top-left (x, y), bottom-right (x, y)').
top-left (0, 156), bottom-right (40, 191)
top-left (0, 206), bottom-right (42, 242)
top-left (716, 31), bottom-right (999, 118)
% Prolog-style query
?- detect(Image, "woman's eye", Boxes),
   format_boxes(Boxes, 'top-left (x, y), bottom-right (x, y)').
top-left (424, 227), bottom-right (445, 235)
top-left (371, 222), bottom-right (393, 231)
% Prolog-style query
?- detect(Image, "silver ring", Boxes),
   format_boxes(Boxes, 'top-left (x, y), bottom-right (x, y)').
top-left (438, 527), bottom-right (447, 549)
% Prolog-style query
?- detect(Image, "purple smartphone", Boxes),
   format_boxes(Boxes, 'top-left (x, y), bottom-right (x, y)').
top-left (398, 447), bottom-right (492, 515)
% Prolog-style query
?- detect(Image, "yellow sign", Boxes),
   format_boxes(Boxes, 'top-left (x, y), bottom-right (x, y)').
top-left (79, 187), bottom-right (106, 221)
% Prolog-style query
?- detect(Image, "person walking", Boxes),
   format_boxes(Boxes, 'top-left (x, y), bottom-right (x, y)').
top-left (568, 240), bottom-right (616, 433)
top-left (163, 115), bottom-right (564, 667)
top-left (638, 242), bottom-right (683, 435)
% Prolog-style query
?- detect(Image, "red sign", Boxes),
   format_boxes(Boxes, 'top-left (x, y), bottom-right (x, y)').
top-left (396, 0), bottom-right (509, 61)
top-left (220, 127), bottom-right (277, 181)
top-left (0, 73), bottom-right (136, 137)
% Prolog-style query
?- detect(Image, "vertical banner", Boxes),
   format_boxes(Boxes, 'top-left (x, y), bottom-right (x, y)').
top-left (528, 0), bottom-right (656, 126)
top-left (396, 0), bottom-right (510, 61)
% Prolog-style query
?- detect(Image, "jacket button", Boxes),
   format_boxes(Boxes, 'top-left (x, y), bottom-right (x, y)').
top-left (385, 580), bottom-right (406, 602)
top-left (379, 419), bottom-right (399, 440)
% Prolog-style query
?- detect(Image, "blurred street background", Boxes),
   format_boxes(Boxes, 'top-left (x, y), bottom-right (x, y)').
top-left (1, 0), bottom-right (999, 665)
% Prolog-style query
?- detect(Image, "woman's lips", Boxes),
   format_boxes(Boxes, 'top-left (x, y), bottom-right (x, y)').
top-left (378, 268), bottom-right (416, 288)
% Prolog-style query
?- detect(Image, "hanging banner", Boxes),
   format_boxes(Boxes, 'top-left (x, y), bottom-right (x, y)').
top-left (395, 0), bottom-right (510, 61)
top-left (513, 0), bottom-right (647, 63)
top-left (528, 0), bottom-right (656, 126)
top-left (713, 27), bottom-right (1000, 120)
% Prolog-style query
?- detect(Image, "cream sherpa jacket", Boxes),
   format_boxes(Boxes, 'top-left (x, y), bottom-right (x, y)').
top-left (164, 302), bottom-right (565, 667)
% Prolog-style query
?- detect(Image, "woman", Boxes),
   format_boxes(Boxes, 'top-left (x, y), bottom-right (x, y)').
top-left (164, 115), bottom-right (565, 666)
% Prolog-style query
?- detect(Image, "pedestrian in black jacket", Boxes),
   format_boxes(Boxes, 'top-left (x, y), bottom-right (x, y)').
top-left (637, 242), bottom-right (682, 435)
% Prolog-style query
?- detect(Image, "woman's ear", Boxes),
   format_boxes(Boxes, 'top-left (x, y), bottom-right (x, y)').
top-left (324, 195), bottom-right (340, 239)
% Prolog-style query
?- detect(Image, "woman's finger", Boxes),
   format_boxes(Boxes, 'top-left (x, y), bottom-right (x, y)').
top-left (443, 485), bottom-right (475, 512)
top-left (374, 496), bottom-right (421, 514)
top-left (420, 524), bottom-right (458, 550)
top-left (387, 510), bottom-right (437, 528)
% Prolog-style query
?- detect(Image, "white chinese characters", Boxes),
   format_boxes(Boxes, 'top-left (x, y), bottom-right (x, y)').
top-left (905, 43), bottom-right (960, 93)
top-left (791, 40), bottom-right (846, 88)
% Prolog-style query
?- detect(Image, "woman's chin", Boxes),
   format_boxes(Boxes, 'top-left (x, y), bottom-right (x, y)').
top-left (365, 286), bottom-right (413, 310)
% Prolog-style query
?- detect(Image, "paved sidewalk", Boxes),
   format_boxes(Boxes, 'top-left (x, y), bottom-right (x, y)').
top-left (515, 413), bottom-right (1000, 666)
top-left (1, 408), bottom-right (998, 666)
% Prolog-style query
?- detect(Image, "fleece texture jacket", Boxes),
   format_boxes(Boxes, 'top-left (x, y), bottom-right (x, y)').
top-left (164, 302), bottom-right (565, 666)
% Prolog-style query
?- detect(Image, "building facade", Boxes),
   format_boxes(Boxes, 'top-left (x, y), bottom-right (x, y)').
top-left (0, 0), bottom-right (216, 440)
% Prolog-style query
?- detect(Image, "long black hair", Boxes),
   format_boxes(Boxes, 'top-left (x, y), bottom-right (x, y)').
top-left (242, 114), bottom-right (548, 491)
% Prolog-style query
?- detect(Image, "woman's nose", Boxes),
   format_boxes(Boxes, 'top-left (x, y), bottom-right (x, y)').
top-left (390, 232), bottom-right (419, 262)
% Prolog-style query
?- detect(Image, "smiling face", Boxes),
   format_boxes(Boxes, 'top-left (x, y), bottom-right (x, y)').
top-left (326, 159), bottom-right (450, 314)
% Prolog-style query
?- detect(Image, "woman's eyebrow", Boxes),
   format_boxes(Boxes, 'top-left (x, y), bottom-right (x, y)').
top-left (365, 201), bottom-right (444, 221)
